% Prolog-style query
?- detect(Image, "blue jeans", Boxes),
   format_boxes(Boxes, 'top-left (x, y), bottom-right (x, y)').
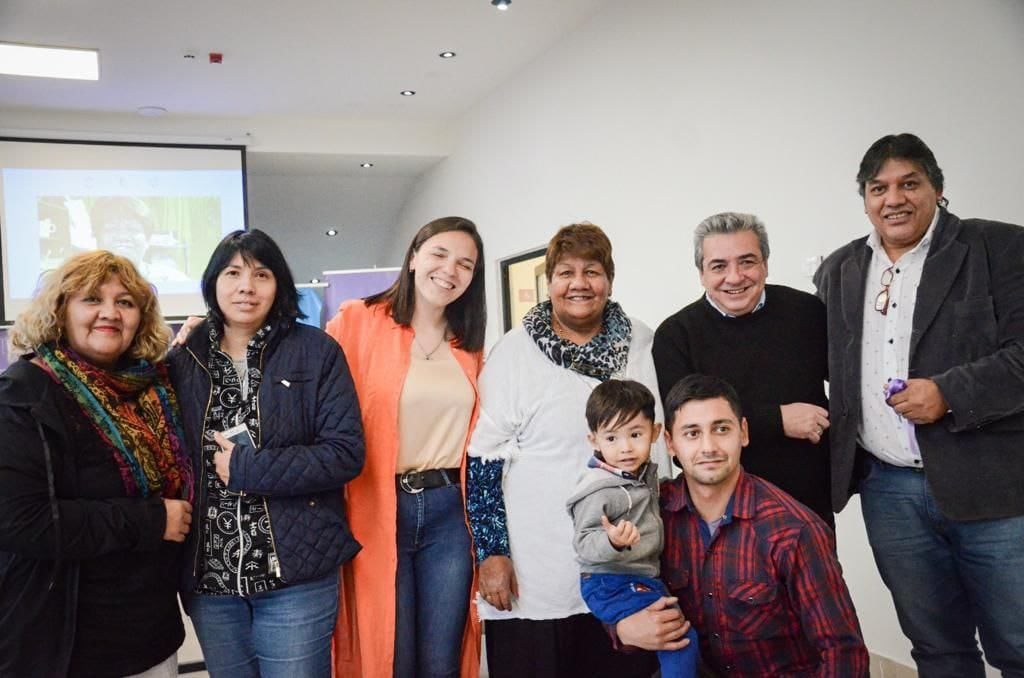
top-left (581, 572), bottom-right (699, 678)
top-left (395, 483), bottom-right (474, 678)
top-left (189, 572), bottom-right (339, 678)
top-left (860, 457), bottom-right (1024, 677)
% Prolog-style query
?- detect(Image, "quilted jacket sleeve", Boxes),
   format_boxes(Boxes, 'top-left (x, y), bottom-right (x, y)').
top-left (228, 330), bottom-right (366, 497)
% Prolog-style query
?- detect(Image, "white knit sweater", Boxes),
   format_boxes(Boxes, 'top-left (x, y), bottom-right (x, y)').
top-left (468, 318), bottom-right (668, 621)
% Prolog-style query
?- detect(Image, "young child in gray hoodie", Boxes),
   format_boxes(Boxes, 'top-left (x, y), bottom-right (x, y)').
top-left (566, 379), bottom-right (698, 678)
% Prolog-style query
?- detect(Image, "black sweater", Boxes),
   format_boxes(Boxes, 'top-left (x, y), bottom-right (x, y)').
top-left (653, 285), bottom-right (833, 525)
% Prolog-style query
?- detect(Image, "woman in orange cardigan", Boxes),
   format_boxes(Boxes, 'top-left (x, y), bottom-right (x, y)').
top-left (327, 217), bottom-right (486, 678)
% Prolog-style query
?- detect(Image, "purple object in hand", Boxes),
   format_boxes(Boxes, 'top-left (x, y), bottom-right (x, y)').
top-left (885, 378), bottom-right (922, 459)
top-left (885, 378), bottom-right (908, 400)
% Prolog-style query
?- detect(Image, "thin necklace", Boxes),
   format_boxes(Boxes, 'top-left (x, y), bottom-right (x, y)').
top-left (413, 333), bottom-right (446, 360)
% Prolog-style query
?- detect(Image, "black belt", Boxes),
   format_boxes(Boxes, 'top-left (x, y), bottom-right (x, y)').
top-left (865, 454), bottom-right (924, 474)
top-left (397, 467), bottom-right (461, 494)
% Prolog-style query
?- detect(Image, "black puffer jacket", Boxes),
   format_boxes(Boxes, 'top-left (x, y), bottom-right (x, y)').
top-left (0, 358), bottom-right (181, 677)
top-left (169, 319), bottom-right (365, 600)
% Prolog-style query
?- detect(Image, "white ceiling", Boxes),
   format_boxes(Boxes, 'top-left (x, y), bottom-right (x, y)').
top-left (245, 151), bottom-right (441, 178)
top-left (0, 0), bottom-right (608, 266)
top-left (0, 0), bottom-right (606, 122)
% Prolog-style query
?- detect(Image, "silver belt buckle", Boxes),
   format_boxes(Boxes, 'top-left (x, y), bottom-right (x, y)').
top-left (399, 469), bottom-right (424, 494)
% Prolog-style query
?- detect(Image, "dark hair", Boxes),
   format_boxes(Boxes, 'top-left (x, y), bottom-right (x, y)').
top-left (856, 133), bottom-right (946, 201)
top-left (365, 216), bottom-right (486, 352)
top-left (545, 222), bottom-right (615, 283)
top-left (201, 229), bottom-right (304, 330)
top-left (586, 379), bottom-right (656, 432)
top-left (664, 374), bottom-right (743, 432)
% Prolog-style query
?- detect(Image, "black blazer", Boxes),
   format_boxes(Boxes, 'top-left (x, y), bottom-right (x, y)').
top-left (814, 209), bottom-right (1024, 520)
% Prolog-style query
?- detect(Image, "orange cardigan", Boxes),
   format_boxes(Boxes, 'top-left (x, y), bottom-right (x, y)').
top-left (326, 300), bottom-right (482, 678)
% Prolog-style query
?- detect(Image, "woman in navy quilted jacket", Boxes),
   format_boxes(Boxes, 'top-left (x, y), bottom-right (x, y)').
top-left (168, 229), bottom-right (365, 677)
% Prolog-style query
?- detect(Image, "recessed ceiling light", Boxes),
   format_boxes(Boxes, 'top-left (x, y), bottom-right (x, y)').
top-left (325, 229), bottom-right (338, 237)
top-left (439, 51), bottom-right (456, 59)
top-left (0, 42), bottom-right (99, 80)
top-left (400, 90), bottom-right (416, 96)
top-left (360, 162), bottom-right (373, 168)
top-left (491, 0), bottom-right (511, 9)
top-left (136, 106), bottom-right (167, 117)
top-left (310, 278), bottom-right (321, 284)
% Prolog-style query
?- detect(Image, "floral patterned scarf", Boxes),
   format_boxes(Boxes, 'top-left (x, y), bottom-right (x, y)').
top-left (521, 299), bottom-right (632, 381)
top-left (36, 342), bottom-right (193, 501)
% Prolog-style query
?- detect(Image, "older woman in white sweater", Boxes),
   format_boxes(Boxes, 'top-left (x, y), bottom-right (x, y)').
top-left (466, 223), bottom-right (668, 678)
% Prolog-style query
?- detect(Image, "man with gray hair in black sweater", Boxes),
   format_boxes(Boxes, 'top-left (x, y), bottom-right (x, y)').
top-left (652, 212), bottom-right (833, 527)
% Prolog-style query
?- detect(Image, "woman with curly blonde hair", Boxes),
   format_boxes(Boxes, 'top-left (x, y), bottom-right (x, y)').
top-left (0, 250), bottom-right (194, 677)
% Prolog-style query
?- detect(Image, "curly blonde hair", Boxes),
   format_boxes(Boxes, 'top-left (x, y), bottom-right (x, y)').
top-left (9, 250), bottom-right (171, 363)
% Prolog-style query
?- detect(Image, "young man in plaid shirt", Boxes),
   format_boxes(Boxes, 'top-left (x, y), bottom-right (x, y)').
top-left (616, 374), bottom-right (868, 676)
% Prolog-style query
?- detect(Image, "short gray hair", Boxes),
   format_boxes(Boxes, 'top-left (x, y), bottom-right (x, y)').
top-left (693, 212), bottom-right (770, 270)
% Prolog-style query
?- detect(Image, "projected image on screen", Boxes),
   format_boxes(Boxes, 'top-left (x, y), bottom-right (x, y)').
top-left (0, 139), bottom-right (247, 320)
top-left (38, 195), bottom-right (222, 283)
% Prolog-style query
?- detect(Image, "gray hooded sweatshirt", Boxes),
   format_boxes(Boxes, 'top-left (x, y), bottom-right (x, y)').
top-left (565, 460), bottom-right (663, 578)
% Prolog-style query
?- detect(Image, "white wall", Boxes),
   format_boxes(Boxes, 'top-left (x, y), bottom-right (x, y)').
top-left (247, 172), bottom-right (418, 283)
top-left (393, 0), bottom-right (1024, 670)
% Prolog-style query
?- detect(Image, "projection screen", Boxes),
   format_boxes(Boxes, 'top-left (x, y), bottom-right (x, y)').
top-left (0, 137), bottom-right (247, 321)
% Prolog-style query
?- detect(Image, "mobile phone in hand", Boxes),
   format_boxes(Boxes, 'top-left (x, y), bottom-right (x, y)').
top-left (221, 422), bottom-right (256, 449)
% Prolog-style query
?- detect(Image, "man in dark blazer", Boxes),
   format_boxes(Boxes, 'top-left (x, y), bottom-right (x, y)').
top-left (814, 133), bottom-right (1024, 677)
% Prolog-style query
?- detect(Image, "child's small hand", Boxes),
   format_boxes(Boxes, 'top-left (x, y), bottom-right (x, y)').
top-left (601, 515), bottom-right (640, 549)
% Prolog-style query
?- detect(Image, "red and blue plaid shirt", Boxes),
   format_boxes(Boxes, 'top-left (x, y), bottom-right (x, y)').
top-left (661, 470), bottom-right (869, 677)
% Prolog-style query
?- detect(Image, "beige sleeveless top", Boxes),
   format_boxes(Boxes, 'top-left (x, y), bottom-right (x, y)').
top-left (396, 343), bottom-right (475, 473)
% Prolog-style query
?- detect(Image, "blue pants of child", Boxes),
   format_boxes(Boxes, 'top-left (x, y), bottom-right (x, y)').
top-left (581, 572), bottom-right (698, 678)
